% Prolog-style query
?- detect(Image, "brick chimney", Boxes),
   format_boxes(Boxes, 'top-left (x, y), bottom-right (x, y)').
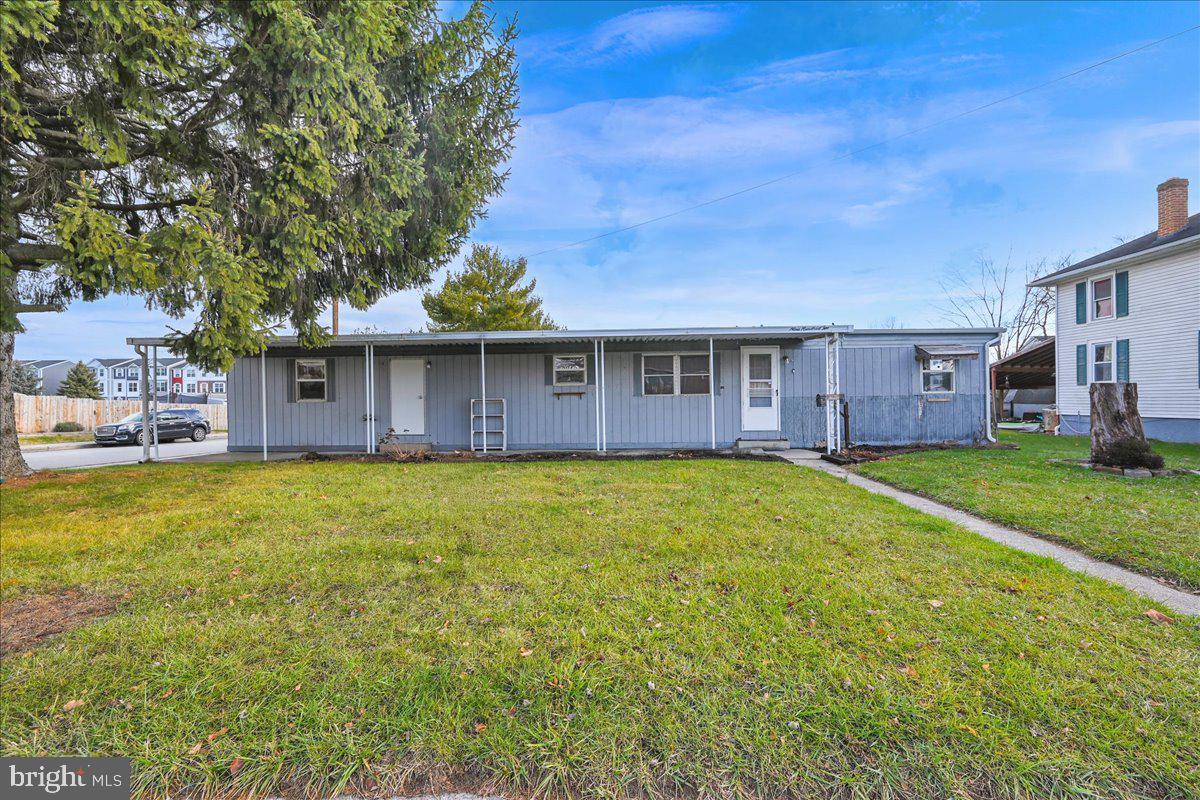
top-left (1156, 177), bottom-right (1188, 237)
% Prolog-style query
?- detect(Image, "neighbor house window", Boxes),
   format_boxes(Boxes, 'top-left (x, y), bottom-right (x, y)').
top-left (185, 383), bottom-right (197, 393)
top-left (1091, 276), bottom-right (1113, 320)
top-left (921, 358), bottom-right (955, 393)
top-left (295, 359), bottom-right (327, 401)
top-left (157, 381), bottom-right (167, 392)
top-left (642, 354), bottom-right (710, 396)
top-left (97, 368), bottom-right (105, 377)
top-left (213, 382), bottom-right (225, 393)
top-left (1092, 341), bottom-right (1114, 383)
top-left (128, 381), bottom-right (138, 394)
top-left (552, 355), bottom-right (586, 386)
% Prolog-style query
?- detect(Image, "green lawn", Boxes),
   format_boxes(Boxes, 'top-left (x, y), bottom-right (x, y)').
top-left (19, 432), bottom-right (95, 445)
top-left (857, 432), bottom-right (1200, 590)
top-left (2, 459), bottom-right (1198, 799)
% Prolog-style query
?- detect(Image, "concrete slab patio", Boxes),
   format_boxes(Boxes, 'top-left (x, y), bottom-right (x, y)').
top-left (778, 449), bottom-right (1200, 617)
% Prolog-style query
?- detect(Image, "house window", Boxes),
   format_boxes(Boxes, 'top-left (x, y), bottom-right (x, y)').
top-left (185, 383), bottom-right (197, 393)
top-left (1092, 341), bottom-right (1114, 383)
top-left (157, 381), bottom-right (167, 392)
top-left (552, 355), bottom-right (587, 386)
top-left (128, 381), bottom-right (138, 394)
top-left (115, 381), bottom-right (124, 393)
top-left (295, 359), bottom-right (327, 401)
top-left (1091, 276), bottom-right (1113, 320)
top-left (186, 368), bottom-right (197, 377)
top-left (642, 354), bottom-right (710, 396)
top-left (921, 359), bottom-right (956, 393)
top-left (213, 382), bottom-right (225, 393)
top-left (114, 368), bottom-right (124, 378)
top-left (97, 368), bottom-right (106, 377)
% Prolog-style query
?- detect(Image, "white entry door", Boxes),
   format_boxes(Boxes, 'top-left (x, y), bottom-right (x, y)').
top-left (741, 346), bottom-right (780, 431)
top-left (389, 357), bottom-right (425, 435)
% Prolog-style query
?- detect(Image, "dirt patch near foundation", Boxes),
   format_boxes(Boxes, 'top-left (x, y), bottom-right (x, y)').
top-left (301, 449), bottom-right (781, 464)
top-left (0, 589), bottom-right (120, 655)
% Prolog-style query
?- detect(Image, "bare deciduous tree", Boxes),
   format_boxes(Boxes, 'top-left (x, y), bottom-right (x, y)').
top-left (938, 252), bottom-right (1064, 358)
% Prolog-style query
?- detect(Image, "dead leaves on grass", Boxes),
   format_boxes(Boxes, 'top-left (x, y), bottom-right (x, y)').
top-left (1144, 609), bottom-right (1174, 625)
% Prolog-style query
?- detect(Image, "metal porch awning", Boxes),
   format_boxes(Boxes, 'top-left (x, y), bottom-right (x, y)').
top-left (914, 344), bottom-right (979, 360)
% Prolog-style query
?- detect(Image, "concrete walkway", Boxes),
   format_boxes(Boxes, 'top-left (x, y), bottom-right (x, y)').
top-left (778, 449), bottom-right (1200, 617)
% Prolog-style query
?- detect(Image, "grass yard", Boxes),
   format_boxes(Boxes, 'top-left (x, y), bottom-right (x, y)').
top-left (2, 459), bottom-right (1198, 799)
top-left (19, 432), bottom-right (95, 445)
top-left (857, 432), bottom-right (1200, 590)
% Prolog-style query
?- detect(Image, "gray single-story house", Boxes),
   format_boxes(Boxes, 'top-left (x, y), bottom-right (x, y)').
top-left (129, 325), bottom-right (1001, 455)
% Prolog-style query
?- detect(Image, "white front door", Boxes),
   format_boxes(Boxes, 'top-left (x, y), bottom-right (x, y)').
top-left (389, 357), bottom-right (425, 435)
top-left (741, 346), bottom-right (780, 431)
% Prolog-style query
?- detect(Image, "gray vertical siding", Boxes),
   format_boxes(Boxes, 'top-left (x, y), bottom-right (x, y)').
top-left (228, 331), bottom-right (995, 451)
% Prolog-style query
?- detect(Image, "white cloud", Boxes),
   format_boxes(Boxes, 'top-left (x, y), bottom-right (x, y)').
top-left (522, 4), bottom-right (736, 66)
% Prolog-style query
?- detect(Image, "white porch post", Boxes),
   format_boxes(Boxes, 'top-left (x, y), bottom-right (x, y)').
top-left (824, 335), bottom-right (834, 454)
top-left (137, 345), bottom-right (150, 462)
top-left (151, 345), bottom-right (160, 461)
top-left (599, 338), bottom-right (607, 451)
top-left (709, 338), bottom-right (716, 449)
top-left (594, 339), bottom-right (601, 451)
top-left (365, 344), bottom-right (372, 453)
top-left (260, 348), bottom-right (268, 461)
top-left (479, 339), bottom-right (487, 452)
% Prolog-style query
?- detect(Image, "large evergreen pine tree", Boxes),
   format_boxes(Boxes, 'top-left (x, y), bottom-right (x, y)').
top-left (57, 362), bottom-right (101, 399)
top-left (422, 245), bottom-right (557, 332)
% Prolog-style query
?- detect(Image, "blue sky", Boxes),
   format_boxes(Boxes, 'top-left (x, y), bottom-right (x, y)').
top-left (17, 0), bottom-right (1200, 360)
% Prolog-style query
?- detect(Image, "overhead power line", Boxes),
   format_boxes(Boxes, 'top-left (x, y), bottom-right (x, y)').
top-left (525, 24), bottom-right (1200, 259)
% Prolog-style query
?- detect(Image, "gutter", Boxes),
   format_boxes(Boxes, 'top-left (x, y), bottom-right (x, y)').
top-left (1028, 233), bottom-right (1200, 287)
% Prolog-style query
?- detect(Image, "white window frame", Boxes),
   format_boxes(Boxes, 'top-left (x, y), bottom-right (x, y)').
top-left (295, 358), bottom-right (328, 402)
top-left (185, 382), bottom-right (197, 393)
top-left (552, 354), bottom-right (587, 387)
top-left (213, 382), bottom-right (225, 393)
top-left (641, 353), bottom-right (711, 397)
top-left (1090, 271), bottom-right (1115, 321)
top-left (128, 381), bottom-right (138, 394)
top-left (1090, 339), bottom-right (1116, 384)
top-left (920, 358), bottom-right (956, 394)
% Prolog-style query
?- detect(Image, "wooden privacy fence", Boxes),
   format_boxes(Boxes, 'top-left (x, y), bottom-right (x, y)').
top-left (12, 394), bottom-right (227, 433)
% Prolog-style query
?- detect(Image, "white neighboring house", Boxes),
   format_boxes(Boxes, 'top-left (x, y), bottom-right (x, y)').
top-left (87, 357), bottom-right (140, 398)
top-left (1029, 177), bottom-right (1200, 443)
top-left (15, 359), bottom-right (71, 395)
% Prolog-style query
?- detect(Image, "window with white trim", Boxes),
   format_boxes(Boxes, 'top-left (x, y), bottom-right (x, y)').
top-left (213, 382), bottom-right (225, 393)
top-left (1091, 276), bottom-right (1113, 320)
top-left (920, 358), bottom-right (955, 393)
top-left (295, 359), bottom-right (327, 401)
top-left (128, 381), bottom-right (138, 394)
top-left (552, 355), bottom-right (586, 386)
top-left (185, 382), bottom-right (197, 393)
top-left (642, 354), bottom-right (710, 396)
top-left (157, 380), bottom-right (167, 392)
top-left (1092, 341), bottom-right (1114, 383)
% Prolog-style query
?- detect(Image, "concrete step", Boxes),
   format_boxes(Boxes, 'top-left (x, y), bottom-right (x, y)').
top-left (734, 438), bottom-right (790, 451)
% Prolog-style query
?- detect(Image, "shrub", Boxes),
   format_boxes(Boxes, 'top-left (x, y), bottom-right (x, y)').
top-left (1092, 436), bottom-right (1165, 470)
top-left (53, 421), bottom-right (84, 433)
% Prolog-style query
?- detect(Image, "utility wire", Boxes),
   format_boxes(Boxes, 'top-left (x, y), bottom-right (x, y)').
top-left (525, 24), bottom-right (1200, 258)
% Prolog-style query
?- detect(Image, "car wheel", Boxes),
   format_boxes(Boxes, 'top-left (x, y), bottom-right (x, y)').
top-left (135, 431), bottom-right (145, 447)
top-left (191, 426), bottom-right (207, 442)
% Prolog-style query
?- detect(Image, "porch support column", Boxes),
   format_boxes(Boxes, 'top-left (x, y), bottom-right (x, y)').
top-left (594, 339), bottom-right (601, 451)
top-left (151, 345), bottom-right (160, 461)
top-left (824, 335), bottom-right (835, 454)
top-left (137, 345), bottom-right (150, 462)
top-left (599, 338), bottom-right (607, 451)
top-left (833, 333), bottom-right (842, 452)
top-left (364, 344), bottom-right (372, 453)
top-left (479, 339), bottom-right (487, 452)
top-left (708, 338), bottom-right (716, 449)
top-left (260, 348), bottom-right (268, 462)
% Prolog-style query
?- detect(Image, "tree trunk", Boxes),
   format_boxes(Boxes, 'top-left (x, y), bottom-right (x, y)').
top-left (0, 329), bottom-right (33, 481)
top-left (1089, 382), bottom-right (1162, 469)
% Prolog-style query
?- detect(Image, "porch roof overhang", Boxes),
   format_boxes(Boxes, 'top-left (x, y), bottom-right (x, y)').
top-left (128, 324), bottom-right (854, 349)
top-left (914, 344), bottom-right (980, 360)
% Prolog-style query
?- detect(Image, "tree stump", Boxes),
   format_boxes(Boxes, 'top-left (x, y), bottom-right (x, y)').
top-left (1089, 383), bottom-right (1163, 469)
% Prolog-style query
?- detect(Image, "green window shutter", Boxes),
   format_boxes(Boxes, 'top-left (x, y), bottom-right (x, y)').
top-left (1075, 282), bottom-right (1087, 324)
top-left (1075, 344), bottom-right (1087, 386)
top-left (1116, 339), bottom-right (1129, 383)
top-left (1115, 271), bottom-right (1129, 317)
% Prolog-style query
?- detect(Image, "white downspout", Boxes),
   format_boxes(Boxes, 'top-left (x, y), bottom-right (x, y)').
top-left (594, 339), bottom-right (601, 451)
top-left (834, 332), bottom-right (842, 452)
top-left (709, 338), bottom-right (716, 449)
top-left (260, 347), bottom-right (268, 461)
top-left (370, 344), bottom-right (377, 453)
top-left (984, 336), bottom-right (1001, 442)
top-left (824, 335), bottom-right (833, 454)
top-left (365, 344), bottom-right (372, 453)
top-left (479, 339), bottom-right (487, 452)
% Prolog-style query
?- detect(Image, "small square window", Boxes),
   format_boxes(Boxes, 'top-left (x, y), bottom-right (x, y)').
top-left (552, 355), bottom-right (586, 386)
top-left (921, 358), bottom-right (955, 393)
top-left (296, 359), bottom-right (327, 401)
